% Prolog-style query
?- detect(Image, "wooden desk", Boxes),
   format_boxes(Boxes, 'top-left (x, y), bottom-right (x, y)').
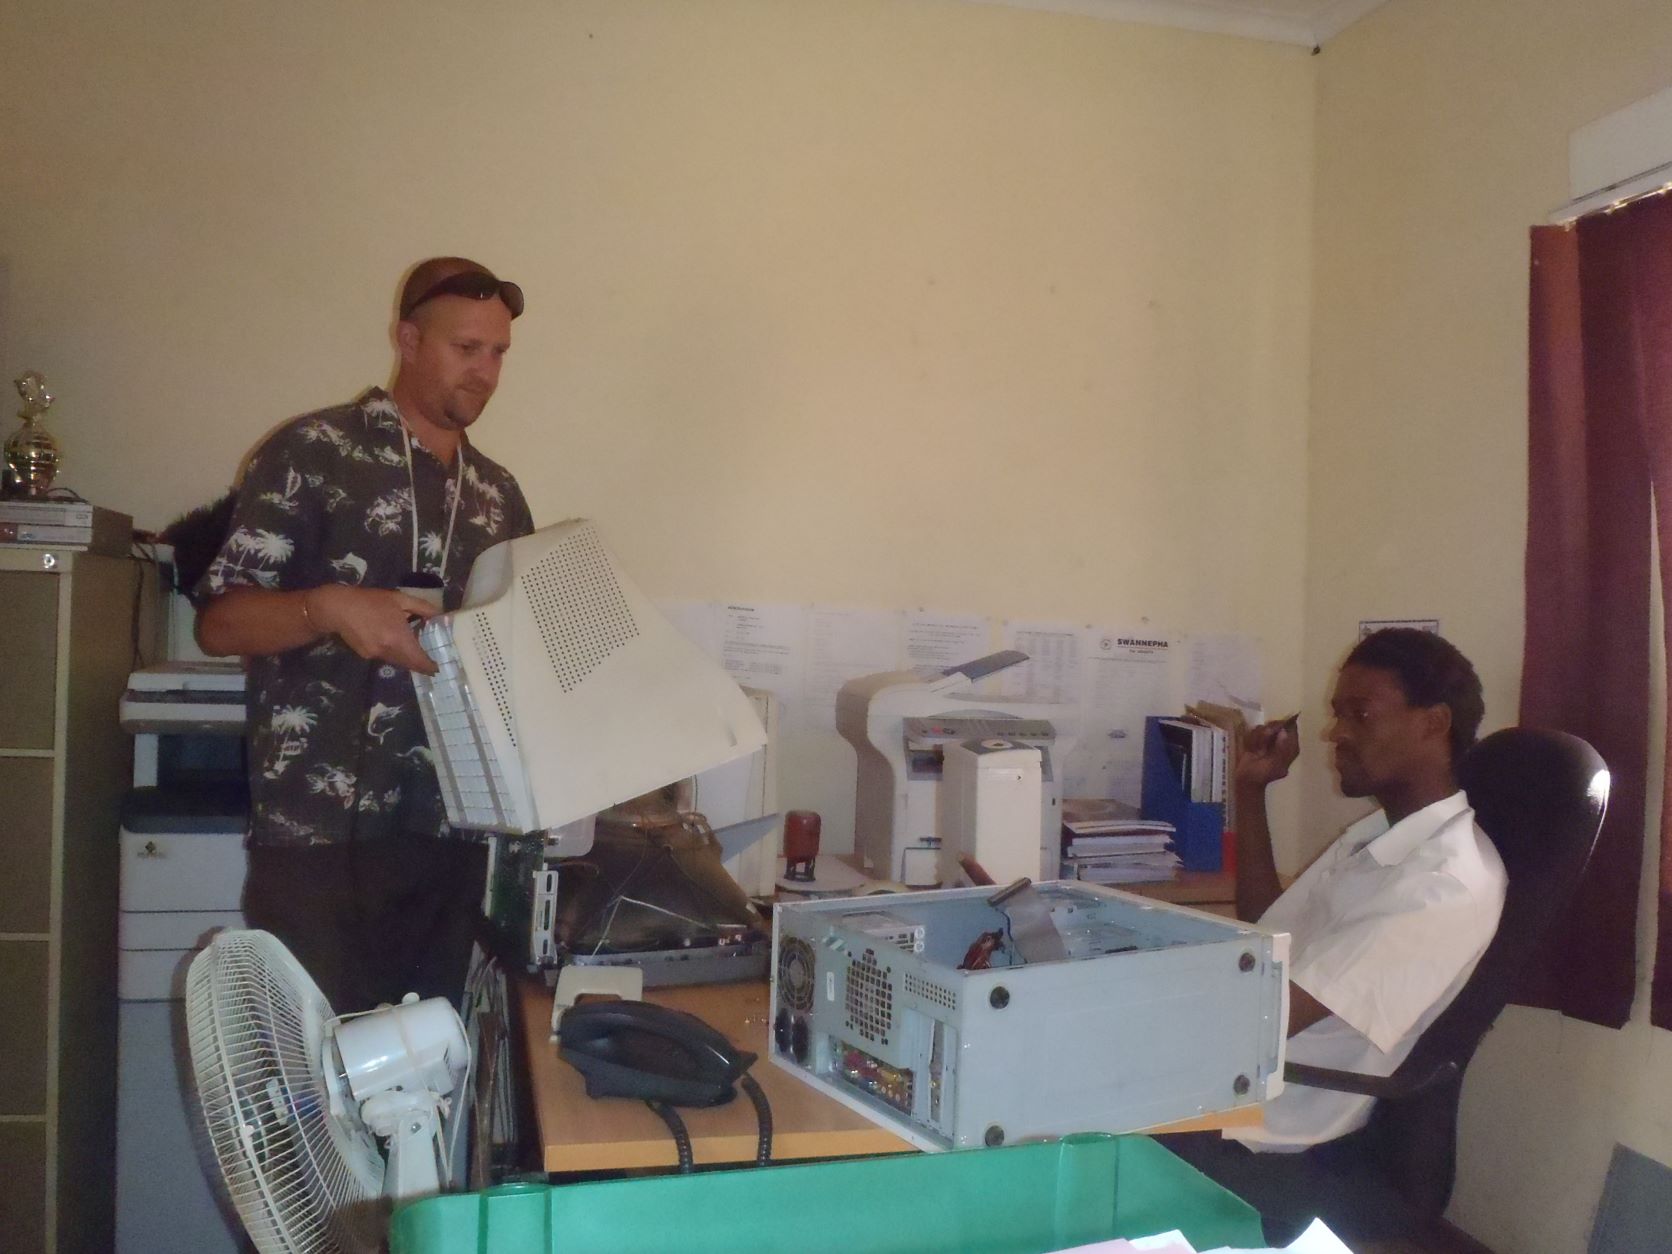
top-left (519, 978), bottom-right (913, 1172)
top-left (832, 854), bottom-right (1241, 918)
top-left (517, 977), bottom-right (1261, 1175)
top-left (1121, 870), bottom-right (1238, 917)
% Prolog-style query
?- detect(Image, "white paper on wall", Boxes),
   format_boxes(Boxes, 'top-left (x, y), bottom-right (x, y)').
top-left (1069, 629), bottom-right (1174, 802)
top-left (657, 594), bottom-right (1246, 840)
top-left (718, 602), bottom-right (808, 725)
top-left (1185, 633), bottom-right (1263, 720)
top-left (998, 620), bottom-right (1083, 704)
top-left (903, 609), bottom-right (993, 674)
top-left (655, 598), bottom-right (721, 659)
top-left (801, 605), bottom-right (902, 732)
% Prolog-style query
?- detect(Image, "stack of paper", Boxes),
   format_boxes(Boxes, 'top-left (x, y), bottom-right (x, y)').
top-left (1061, 798), bottom-right (1181, 884)
top-left (1062, 853), bottom-right (1182, 885)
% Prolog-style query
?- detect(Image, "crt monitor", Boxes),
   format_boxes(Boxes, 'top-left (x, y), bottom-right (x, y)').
top-left (412, 519), bottom-right (766, 852)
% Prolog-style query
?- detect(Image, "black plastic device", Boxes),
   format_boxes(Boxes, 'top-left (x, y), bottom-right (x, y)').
top-left (557, 1000), bottom-right (758, 1107)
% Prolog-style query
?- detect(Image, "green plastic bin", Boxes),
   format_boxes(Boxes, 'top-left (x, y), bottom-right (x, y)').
top-left (390, 1134), bottom-right (1262, 1253)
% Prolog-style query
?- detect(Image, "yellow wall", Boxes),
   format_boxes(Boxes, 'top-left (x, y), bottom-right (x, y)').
top-left (14, 0), bottom-right (1669, 1244)
top-left (1308, 1), bottom-right (1672, 1249)
top-left (0, 0), bottom-right (1314, 848)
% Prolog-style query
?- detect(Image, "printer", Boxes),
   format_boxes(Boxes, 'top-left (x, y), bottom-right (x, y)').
top-left (836, 651), bottom-right (1077, 886)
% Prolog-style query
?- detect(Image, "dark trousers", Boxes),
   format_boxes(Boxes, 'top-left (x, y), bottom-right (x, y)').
top-left (243, 835), bottom-right (488, 1014)
top-left (1155, 1131), bottom-right (1398, 1245)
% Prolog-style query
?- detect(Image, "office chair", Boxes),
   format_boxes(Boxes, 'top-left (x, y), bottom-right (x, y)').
top-left (1272, 727), bottom-right (1610, 1241)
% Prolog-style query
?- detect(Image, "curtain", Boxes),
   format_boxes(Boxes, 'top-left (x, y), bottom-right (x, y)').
top-left (1523, 191), bottom-right (1672, 1029)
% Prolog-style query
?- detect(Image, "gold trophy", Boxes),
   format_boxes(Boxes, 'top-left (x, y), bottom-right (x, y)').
top-left (5, 371), bottom-right (61, 497)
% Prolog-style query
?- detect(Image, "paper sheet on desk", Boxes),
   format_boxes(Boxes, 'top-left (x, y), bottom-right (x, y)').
top-left (1054, 1218), bottom-right (1353, 1254)
top-left (1050, 1231), bottom-right (1195, 1253)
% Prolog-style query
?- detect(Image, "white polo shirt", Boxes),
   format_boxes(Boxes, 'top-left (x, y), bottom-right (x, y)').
top-left (1230, 791), bottom-right (1506, 1152)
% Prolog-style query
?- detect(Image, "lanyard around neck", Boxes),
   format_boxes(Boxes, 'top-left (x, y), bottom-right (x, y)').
top-left (400, 421), bottom-right (465, 581)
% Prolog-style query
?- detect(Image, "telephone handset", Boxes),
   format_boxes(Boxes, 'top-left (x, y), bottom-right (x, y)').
top-left (557, 1000), bottom-right (759, 1107)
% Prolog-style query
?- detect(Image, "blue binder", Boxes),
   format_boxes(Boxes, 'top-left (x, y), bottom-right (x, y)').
top-left (1140, 716), bottom-right (1225, 871)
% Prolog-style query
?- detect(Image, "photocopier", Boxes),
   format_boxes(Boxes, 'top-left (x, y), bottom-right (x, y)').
top-left (116, 660), bottom-right (248, 1254)
top-left (836, 651), bottom-right (1078, 887)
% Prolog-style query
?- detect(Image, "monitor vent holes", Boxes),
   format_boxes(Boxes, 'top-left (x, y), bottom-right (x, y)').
top-left (520, 527), bottom-right (639, 694)
top-left (473, 618), bottom-right (516, 749)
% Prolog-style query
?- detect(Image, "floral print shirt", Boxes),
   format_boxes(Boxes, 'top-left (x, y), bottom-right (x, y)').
top-left (197, 387), bottom-right (534, 846)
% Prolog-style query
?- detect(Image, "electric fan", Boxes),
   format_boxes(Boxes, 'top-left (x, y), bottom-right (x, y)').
top-left (184, 929), bottom-right (471, 1254)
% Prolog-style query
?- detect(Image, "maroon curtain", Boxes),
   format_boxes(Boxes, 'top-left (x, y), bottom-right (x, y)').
top-left (1626, 199), bottom-right (1672, 1031)
top-left (1523, 191), bottom-right (1672, 1029)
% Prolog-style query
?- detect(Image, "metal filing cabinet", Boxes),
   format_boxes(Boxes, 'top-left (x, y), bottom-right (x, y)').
top-left (0, 547), bottom-right (159, 1254)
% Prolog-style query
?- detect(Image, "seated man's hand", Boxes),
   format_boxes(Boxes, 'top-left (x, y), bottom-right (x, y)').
top-left (1237, 717), bottom-right (1300, 788)
top-left (308, 585), bottom-right (441, 675)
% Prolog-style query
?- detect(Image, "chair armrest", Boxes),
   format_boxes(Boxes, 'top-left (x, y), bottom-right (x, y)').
top-left (1283, 1058), bottom-right (1460, 1100)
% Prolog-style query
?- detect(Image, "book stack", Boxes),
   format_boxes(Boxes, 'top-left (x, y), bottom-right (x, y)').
top-left (1059, 798), bottom-right (1181, 885)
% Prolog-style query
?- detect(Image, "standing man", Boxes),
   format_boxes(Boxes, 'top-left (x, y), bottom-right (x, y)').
top-left (1159, 628), bottom-right (1507, 1235)
top-left (196, 258), bottom-right (534, 1012)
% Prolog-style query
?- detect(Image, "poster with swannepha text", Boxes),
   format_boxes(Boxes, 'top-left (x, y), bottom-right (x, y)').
top-left (1072, 629), bottom-right (1175, 801)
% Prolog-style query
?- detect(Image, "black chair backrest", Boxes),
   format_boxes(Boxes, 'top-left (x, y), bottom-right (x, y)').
top-left (1366, 726), bottom-right (1608, 1216)
top-left (1406, 727), bottom-right (1608, 1078)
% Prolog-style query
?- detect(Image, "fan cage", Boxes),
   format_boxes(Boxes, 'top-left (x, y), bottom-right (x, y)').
top-left (844, 948), bottom-right (895, 1045)
top-left (185, 931), bottom-right (386, 1254)
top-left (778, 936), bottom-right (816, 1013)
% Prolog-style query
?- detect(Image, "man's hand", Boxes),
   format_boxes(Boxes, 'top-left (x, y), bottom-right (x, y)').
top-left (308, 585), bottom-right (442, 675)
top-left (1236, 715), bottom-right (1301, 789)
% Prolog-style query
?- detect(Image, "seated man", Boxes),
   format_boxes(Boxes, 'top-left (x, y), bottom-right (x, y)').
top-left (1159, 628), bottom-right (1506, 1236)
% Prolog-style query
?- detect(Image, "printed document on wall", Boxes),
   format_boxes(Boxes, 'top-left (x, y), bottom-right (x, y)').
top-left (903, 610), bottom-right (993, 675)
top-left (1186, 633), bottom-right (1262, 720)
top-left (998, 621), bottom-right (1082, 704)
top-left (802, 606), bottom-right (901, 732)
top-left (718, 603), bottom-right (807, 725)
top-left (1071, 630), bottom-right (1173, 802)
top-left (656, 599), bottom-right (722, 660)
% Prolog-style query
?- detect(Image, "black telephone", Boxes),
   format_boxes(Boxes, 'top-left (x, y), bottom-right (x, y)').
top-left (557, 1000), bottom-right (758, 1107)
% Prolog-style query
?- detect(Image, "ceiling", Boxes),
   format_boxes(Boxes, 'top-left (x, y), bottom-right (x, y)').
top-left (973, 0), bottom-right (1391, 48)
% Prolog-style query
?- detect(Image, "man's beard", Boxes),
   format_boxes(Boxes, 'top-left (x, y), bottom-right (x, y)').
top-left (443, 388), bottom-right (490, 429)
top-left (1334, 754), bottom-right (1370, 797)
